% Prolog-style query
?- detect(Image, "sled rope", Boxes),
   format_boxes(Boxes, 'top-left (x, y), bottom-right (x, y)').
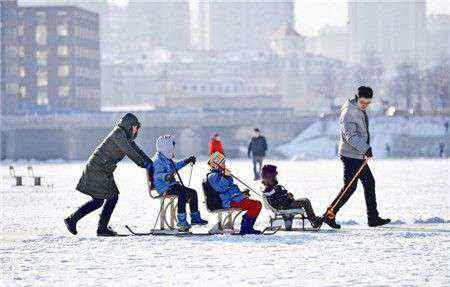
top-left (328, 158), bottom-right (369, 218)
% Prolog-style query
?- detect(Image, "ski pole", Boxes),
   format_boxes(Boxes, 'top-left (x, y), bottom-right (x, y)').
top-left (227, 170), bottom-right (261, 197)
top-left (328, 158), bottom-right (369, 217)
top-left (187, 163), bottom-right (194, 187)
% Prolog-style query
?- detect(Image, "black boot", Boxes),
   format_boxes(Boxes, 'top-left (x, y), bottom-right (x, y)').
top-left (240, 215), bottom-right (262, 235)
top-left (97, 226), bottom-right (118, 236)
top-left (368, 217), bottom-right (391, 227)
top-left (64, 217), bottom-right (78, 235)
top-left (322, 213), bottom-right (341, 229)
top-left (97, 195), bottom-right (118, 236)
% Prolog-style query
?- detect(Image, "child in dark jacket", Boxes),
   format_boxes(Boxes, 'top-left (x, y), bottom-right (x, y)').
top-left (261, 165), bottom-right (322, 229)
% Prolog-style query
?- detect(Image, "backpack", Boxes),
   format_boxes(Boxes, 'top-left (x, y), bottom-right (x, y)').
top-left (202, 176), bottom-right (223, 211)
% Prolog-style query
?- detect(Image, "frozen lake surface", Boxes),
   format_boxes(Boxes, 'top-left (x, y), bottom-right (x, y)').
top-left (1, 159), bottom-right (449, 286)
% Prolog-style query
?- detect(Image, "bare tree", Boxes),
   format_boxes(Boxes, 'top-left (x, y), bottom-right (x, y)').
top-left (389, 63), bottom-right (420, 111)
top-left (426, 56), bottom-right (450, 113)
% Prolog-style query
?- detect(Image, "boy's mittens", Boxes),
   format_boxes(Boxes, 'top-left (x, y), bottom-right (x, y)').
top-left (187, 155), bottom-right (196, 165)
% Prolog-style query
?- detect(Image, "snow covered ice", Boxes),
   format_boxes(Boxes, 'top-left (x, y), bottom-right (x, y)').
top-left (1, 159), bottom-right (450, 286)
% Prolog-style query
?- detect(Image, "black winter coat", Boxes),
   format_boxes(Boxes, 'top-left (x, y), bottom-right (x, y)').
top-left (248, 136), bottom-right (268, 157)
top-left (76, 113), bottom-right (151, 199)
top-left (263, 183), bottom-right (293, 210)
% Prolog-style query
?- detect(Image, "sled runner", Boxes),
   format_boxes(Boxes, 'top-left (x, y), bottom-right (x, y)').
top-left (125, 225), bottom-right (281, 237)
top-left (262, 192), bottom-right (313, 231)
top-left (202, 179), bottom-right (243, 234)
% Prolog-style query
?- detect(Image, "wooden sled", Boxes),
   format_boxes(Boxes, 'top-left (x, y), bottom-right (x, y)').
top-left (202, 179), bottom-right (243, 235)
top-left (262, 193), bottom-right (317, 232)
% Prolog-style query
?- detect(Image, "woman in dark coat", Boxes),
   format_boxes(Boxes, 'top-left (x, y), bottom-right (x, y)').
top-left (64, 113), bottom-right (152, 236)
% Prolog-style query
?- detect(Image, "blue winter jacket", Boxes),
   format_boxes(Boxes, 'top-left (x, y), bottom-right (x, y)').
top-left (153, 152), bottom-right (189, 195)
top-left (207, 169), bottom-right (244, 208)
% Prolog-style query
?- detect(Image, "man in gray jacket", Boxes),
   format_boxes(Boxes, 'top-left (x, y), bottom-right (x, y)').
top-left (323, 86), bottom-right (390, 229)
top-left (64, 113), bottom-right (152, 236)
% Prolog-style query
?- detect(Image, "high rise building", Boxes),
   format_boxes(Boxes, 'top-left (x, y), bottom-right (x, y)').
top-left (348, 1), bottom-right (426, 69)
top-left (426, 14), bottom-right (450, 64)
top-left (1, 0), bottom-right (20, 114)
top-left (122, 1), bottom-right (191, 51)
top-left (17, 6), bottom-right (101, 111)
top-left (207, 0), bottom-right (295, 52)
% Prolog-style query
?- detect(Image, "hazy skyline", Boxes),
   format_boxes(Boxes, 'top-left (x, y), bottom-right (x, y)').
top-left (296, 0), bottom-right (450, 36)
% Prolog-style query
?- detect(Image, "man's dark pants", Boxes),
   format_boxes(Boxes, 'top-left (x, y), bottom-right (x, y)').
top-left (330, 156), bottom-right (379, 220)
top-left (70, 195), bottom-right (119, 228)
top-left (252, 156), bottom-right (263, 179)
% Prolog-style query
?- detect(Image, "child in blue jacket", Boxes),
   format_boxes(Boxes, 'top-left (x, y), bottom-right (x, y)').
top-left (153, 135), bottom-right (207, 231)
top-left (207, 152), bottom-right (262, 235)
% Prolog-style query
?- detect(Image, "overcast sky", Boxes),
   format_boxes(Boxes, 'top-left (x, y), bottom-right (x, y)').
top-left (296, 0), bottom-right (450, 36)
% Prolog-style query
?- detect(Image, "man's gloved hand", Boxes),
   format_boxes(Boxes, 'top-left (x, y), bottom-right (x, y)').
top-left (242, 189), bottom-right (250, 197)
top-left (186, 155), bottom-right (196, 165)
top-left (287, 192), bottom-right (294, 199)
top-left (365, 147), bottom-right (373, 159)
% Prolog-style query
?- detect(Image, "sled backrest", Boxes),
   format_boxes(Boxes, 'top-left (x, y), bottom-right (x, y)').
top-left (27, 166), bottom-right (35, 178)
top-left (146, 167), bottom-right (160, 199)
top-left (202, 177), bottom-right (224, 211)
top-left (9, 166), bottom-right (16, 177)
top-left (261, 192), bottom-right (278, 213)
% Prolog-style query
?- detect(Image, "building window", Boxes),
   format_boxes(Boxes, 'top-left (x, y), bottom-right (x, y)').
top-left (36, 11), bottom-right (47, 21)
top-left (19, 86), bottom-right (27, 98)
top-left (36, 25), bottom-right (47, 45)
top-left (58, 65), bottom-right (70, 77)
top-left (18, 46), bottom-right (25, 58)
top-left (36, 50), bottom-right (47, 66)
top-left (19, 67), bottom-right (26, 78)
top-left (37, 71), bottom-right (48, 87)
top-left (58, 45), bottom-right (69, 57)
top-left (18, 25), bottom-right (24, 36)
top-left (57, 24), bottom-right (68, 36)
top-left (37, 91), bottom-right (49, 105)
top-left (59, 85), bottom-right (70, 97)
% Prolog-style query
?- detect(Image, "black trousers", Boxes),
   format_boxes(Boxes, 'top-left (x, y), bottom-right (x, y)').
top-left (166, 184), bottom-right (199, 214)
top-left (252, 156), bottom-right (263, 178)
top-left (70, 195), bottom-right (119, 228)
top-left (330, 156), bottom-right (379, 219)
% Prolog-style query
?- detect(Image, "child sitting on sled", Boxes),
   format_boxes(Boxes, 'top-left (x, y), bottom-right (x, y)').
top-left (261, 164), bottom-right (323, 229)
top-left (207, 152), bottom-right (262, 235)
top-left (153, 135), bottom-right (208, 231)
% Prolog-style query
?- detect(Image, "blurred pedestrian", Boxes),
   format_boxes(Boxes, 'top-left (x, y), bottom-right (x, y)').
top-left (247, 128), bottom-right (268, 180)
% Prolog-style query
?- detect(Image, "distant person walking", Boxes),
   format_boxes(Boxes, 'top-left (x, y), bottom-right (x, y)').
top-left (64, 113), bottom-right (152, 236)
top-left (247, 128), bottom-right (268, 180)
top-left (209, 133), bottom-right (224, 155)
top-left (323, 86), bottom-right (390, 229)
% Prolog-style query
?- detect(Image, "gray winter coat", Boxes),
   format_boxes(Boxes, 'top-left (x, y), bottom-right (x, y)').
top-left (338, 98), bottom-right (370, 160)
top-left (76, 113), bottom-right (151, 199)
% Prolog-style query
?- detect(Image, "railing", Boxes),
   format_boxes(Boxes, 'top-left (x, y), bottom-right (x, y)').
top-left (1, 108), bottom-right (307, 130)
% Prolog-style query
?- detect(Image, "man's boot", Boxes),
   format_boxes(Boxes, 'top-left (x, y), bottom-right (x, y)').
top-left (97, 226), bottom-right (118, 236)
top-left (64, 217), bottom-right (78, 235)
top-left (368, 217), bottom-right (391, 227)
top-left (322, 208), bottom-right (341, 229)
